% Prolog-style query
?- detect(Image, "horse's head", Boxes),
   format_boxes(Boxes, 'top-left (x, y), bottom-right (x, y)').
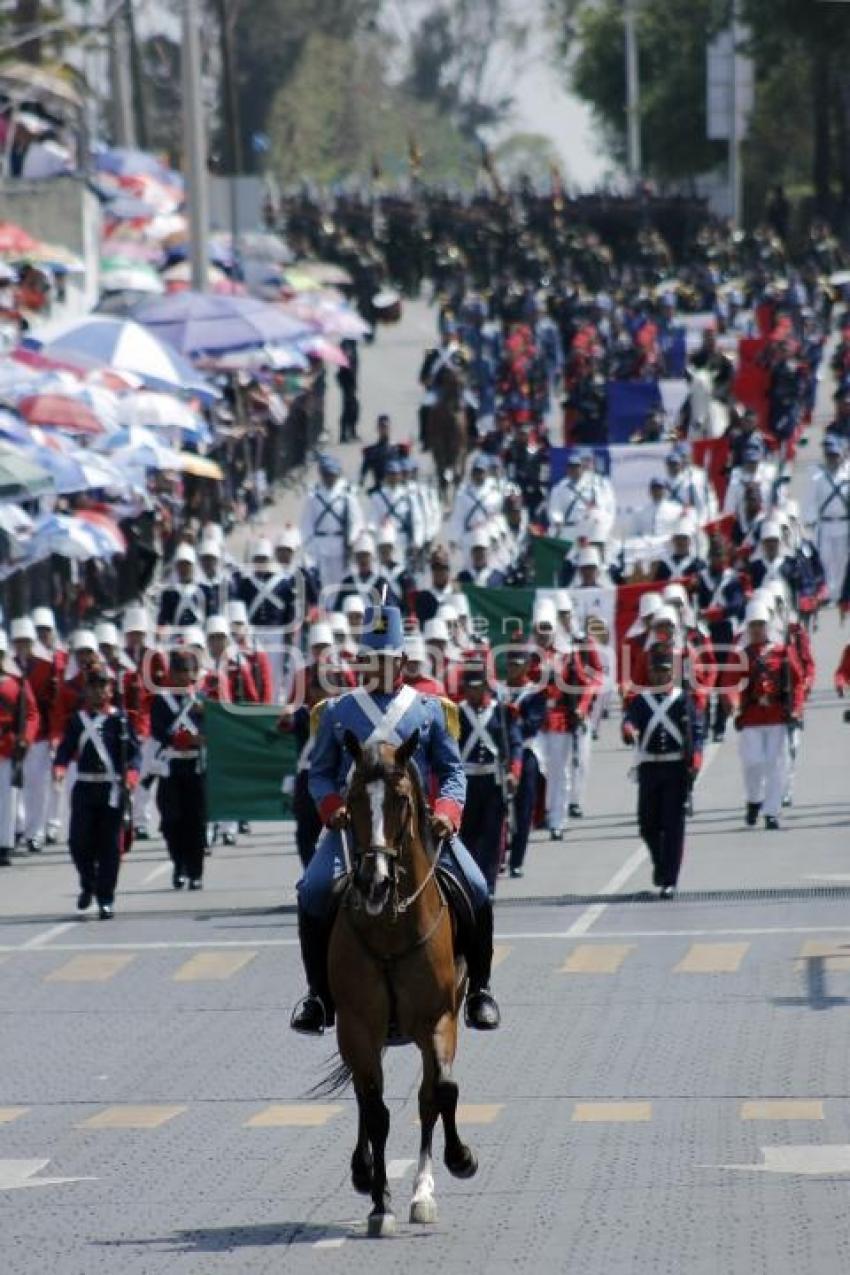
top-left (343, 729), bottom-right (422, 917)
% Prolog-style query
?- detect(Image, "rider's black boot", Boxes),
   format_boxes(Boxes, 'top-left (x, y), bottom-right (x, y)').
top-left (463, 899), bottom-right (501, 1031)
top-left (290, 909), bottom-right (335, 1035)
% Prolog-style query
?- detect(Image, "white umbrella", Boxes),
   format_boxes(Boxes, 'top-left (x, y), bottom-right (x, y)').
top-left (101, 266), bottom-right (164, 295)
top-left (110, 439), bottom-right (184, 473)
top-left (117, 391), bottom-right (202, 433)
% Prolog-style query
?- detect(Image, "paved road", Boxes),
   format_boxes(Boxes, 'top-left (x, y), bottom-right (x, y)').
top-left (3, 307), bottom-right (850, 1273)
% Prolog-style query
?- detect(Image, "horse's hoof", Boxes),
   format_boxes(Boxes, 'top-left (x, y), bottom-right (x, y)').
top-left (410, 1197), bottom-right (438, 1225)
top-left (446, 1146), bottom-right (478, 1179)
top-left (367, 1210), bottom-right (396, 1238)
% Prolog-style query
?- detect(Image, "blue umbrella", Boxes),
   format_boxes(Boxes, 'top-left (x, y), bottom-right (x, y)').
top-left (23, 316), bottom-right (217, 403)
top-left (93, 147), bottom-right (184, 188)
top-left (131, 292), bottom-right (315, 357)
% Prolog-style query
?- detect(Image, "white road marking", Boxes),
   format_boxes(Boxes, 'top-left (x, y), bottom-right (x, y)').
top-left (387, 1158), bottom-right (416, 1180)
top-left (564, 741), bottom-right (720, 938)
top-left (21, 922), bottom-right (76, 949)
top-left (313, 1238), bottom-right (346, 1250)
top-left (0, 1159), bottom-right (96, 1190)
top-left (721, 1145), bottom-right (850, 1176)
top-left (142, 863), bottom-right (172, 885)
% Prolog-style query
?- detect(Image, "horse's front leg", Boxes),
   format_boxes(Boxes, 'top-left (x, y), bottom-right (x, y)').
top-left (351, 1101), bottom-right (373, 1196)
top-left (360, 1079), bottom-right (394, 1237)
top-left (410, 1046), bottom-right (439, 1224)
top-left (433, 1012), bottom-right (478, 1180)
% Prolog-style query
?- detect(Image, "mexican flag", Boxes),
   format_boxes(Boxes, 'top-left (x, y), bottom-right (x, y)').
top-left (205, 702), bottom-right (298, 822)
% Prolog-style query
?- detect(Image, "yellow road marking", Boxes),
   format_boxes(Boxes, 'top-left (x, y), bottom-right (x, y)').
top-left (674, 942), bottom-right (749, 974)
top-left (172, 951), bottom-right (256, 981)
top-left (492, 945), bottom-right (512, 969)
top-left (572, 1102), bottom-right (652, 1123)
top-left (246, 1104), bottom-right (342, 1128)
top-left (456, 1104), bottom-right (503, 1125)
top-left (80, 1105), bottom-right (186, 1129)
top-left (0, 1108), bottom-right (29, 1124)
top-left (560, 944), bottom-right (634, 974)
top-left (46, 954), bottom-right (134, 983)
top-left (740, 1100), bottom-right (824, 1121)
top-left (799, 941), bottom-right (850, 971)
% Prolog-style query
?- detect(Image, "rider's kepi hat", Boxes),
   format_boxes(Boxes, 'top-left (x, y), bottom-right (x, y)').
top-left (360, 605), bottom-right (404, 657)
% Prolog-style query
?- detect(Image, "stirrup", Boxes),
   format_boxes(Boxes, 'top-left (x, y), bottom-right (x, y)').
top-left (290, 993), bottom-right (330, 1036)
top-left (465, 988), bottom-right (501, 1031)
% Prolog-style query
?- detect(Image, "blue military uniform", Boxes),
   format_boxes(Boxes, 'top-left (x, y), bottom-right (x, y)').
top-left (457, 680), bottom-right (522, 894)
top-left (500, 672), bottom-right (547, 877)
top-left (300, 685), bottom-right (487, 916)
top-left (623, 669), bottom-right (703, 895)
top-left (291, 604), bottom-right (499, 1035)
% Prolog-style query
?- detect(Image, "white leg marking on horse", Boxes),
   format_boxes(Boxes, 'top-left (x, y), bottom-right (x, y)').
top-left (409, 1148), bottom-right (437, 1224)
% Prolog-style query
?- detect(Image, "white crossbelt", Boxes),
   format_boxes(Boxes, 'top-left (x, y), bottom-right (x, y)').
top-left (163, 693), bottom-right (201, 763)
top-left (170, 583), bottom-right (204, 624)
top-left (77, 711), bottom-right (120, 807)
top-left (297, 735), bottom-right (314, 773)
top-left (338, 684), bottom-right (418, 871)
top-left (638, 689), bottom-right (684, 763)
top-left (313, 492), bottom-right (348, 538)
top-left (246, 573), bottom-right (289, 623)
top-left (459, 702), bottom-right (499, 766)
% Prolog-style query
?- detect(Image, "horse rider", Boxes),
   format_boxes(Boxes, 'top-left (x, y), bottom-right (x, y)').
top-left (290, 604), bottom-right (501, 1036)
top-left (803, 434), bottom-right (850, 603)
top-left (299, 454), bottom-right (364, 593)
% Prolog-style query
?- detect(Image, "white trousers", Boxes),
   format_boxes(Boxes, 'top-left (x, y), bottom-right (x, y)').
top-left (131, 737), bottom-right (159, 831)
top-left (817, 523), bottom-right (849, 602)
top-left (22, 739), bottom-right (52, 840)
top-left (253, 628), bottom-right (285, 704)
top-left (543, 731), bottom-right (582, 829)
top-left (315, 547), bottom-right (347, 593)
top-left (737, 724), bottom-right (790, 817)
top-left (0, 758), bottom-right (17, 850)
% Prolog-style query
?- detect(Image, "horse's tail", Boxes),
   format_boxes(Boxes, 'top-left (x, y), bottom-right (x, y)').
top-left (308, 1053), bottom-right (354, 1098)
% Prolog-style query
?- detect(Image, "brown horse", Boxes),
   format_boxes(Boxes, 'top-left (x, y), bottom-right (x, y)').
top-left (323, 729), bottom-right (477, 1237)
top-left (427, 362), bottom-right (469, 506)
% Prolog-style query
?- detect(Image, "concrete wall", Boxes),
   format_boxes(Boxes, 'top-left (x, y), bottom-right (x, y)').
top-left (0, 175), bottom-right (101, 317)
top-left (209, 175), bottom-right (265, 237)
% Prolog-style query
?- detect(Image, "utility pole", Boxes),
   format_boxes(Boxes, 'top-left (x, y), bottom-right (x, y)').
top-left (729, 0), bottom-right (742, 229)
top-left (217, 0), bottom-right (243, 271)
top-left (108, 3), bottom-right (135, 148)
top-left (182, 0), bottom-right (209, 293)
top-left (624, 0), bottom-right (641, 182)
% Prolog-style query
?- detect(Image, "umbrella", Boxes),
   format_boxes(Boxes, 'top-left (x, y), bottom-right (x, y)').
top-left (76, 509), bottom-right (127, 555)
top-left (117, 391), bottom-right (203, 434)
top-left (131, 292), bottom-right (314, 357)
top-left (24, 316), bottom-right (216, 401)
top-left (0, 222), bottom-right (43, 258)
top-left (177, 453), bottom-right (223, 480)
top-left (0, 409), bottom-right (34, 445)
top-left (94, 147), bottom-right (184, 188)
top-left (29, 446), bottom-right (128, 495)
top-left (0, 445), bottom-right (54, 501)
top-left (200, 344), bottom-right (309, 372)
top-left (301, 336), bottom-right (349, 368)
top-left (110, 439), bottom-right (185, 472)
top-left (239, 231), bottom-right (294, 264)
top-left (160, 261), bottom-right (228, 286)
top-left (101, 262), bottom-right (164, 295)
top-left (28, 513), bottom-right (104, 560)
top-left (18, 393), bottom-right (106, 436)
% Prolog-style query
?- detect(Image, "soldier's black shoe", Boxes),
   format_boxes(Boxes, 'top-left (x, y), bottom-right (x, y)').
top-left (26, 837), bottom-right (43, 854)
top-left (465, 989), bottom-right (501, 1030)
top-left (550, 828), bottom-right (564, 841)
top-left (77, 890), bottom-right (92, 911)
top-left (745, 802), bottom-right (761, 827)
top-left (781, 794), bottom-right (792, 808)
top-left (223, 831), bottom-right (237, 846)
top-left (188, 878), bottom-right (203, 890)
top-left (0, 847), bottom-right (11, 867)
top-left (290, 994), bottom-right (330, 1036)
top-left (764, 816), bottom-right (780, 831)
top-left (99, 904), bottom-right (114, 920)
top-left (172, 871), bottom-right (185, 890)
top-left (238, 821), bottom-right (251, 834)
top-left (659, 885), bottom-right (676, 900)
top-left (568, 804), bottom-right (583, 818)
top-left (45, 827), bottom-right (58, 845)
top-left (509, 866), bottom-right (524, 879)
top-left (134, 826), bottom-right (149, 840)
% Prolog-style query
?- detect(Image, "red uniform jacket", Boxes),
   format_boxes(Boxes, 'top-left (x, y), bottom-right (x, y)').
top-left (835, 644), bottom-right (850, 695)
top-left (21, 650), bottom-right (66, 743)
top-left (50, 672), bottom-right (88, 741)
top-left (201, 654), bottom-right (259, 704)
top-left (123, 647), bottom-right (168, 739)
top-left (733, 641), bottom-right (805, 727)
top-left (625, 638), bottom-right (712, 711)
top-left (0, 673), bottom-right (39, 758)
top-left (404, 673), bottom-right (447, 696)
top-left (788, 622), bottom-right (815, 698)
top-left (529, 641), bottom-right (602, 732)
top-left (239, 644), bottom-right (274, 704)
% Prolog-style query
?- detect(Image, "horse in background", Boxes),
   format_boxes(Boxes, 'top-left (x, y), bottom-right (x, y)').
top-left (427, 359), bottom-right (469, 505)
top-left (683, 365), bottom-right (730, 439)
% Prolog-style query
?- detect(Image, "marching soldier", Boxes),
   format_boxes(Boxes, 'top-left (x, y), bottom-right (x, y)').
top-left (335, 532), bottom-right (399, 611)
top-left (413, 545), bottom-right (455, 626)
top-left (123, 607), bottom-right (167, 840)
top-left (359, 413), bottom-right (394, 491)
top-left (554, 590), bottom-right (602, 817)
top-left (11, 616), bottom-right (60, 853)
top-left (157, 544), bottom-right (207, 631)
top-left (299, 454), bottom-right (363, 593)
top-left (746, 519), bottom-right (800, 596)
top-left (663, 444), bottom-right (717, 523)
top-left (53, 663), bottom-right (140, 916)
top-left (368, 458), bottom-right (424, 561)
top-left (151, 648), bottom-right (208, 890)
top-left (803, 434), bottom-right (850, 603)
top-left (376, 524), bottom-right (416, 613)
top-left (236, 539), bottom-right (295, 704)
top-left (198, 538), bottom-right (234, 618)
top-left (723, 436), bottom-right (779, 518)
top-left (653, 517), bottom-right (706, 586)
top-left (548, 450), bottom-right (595, 539)
top-left (499, 645), bottom-right (547, 879)
top-left (457, 661), bottom-right (522, 896)
top-left (622, 646), bottom-right (702, 898)
top-left (291, 604), bottom-right (501, 1035)
top-left (448, 453), bottom-right (502, 547)
top-left (227, 600), bottom-right (274, 705)
top-left (732, 598), bottom-right (805, 831)
top-left (695, 538), bottom-right (747, 741)
top-left (456, 527), bottom-right (507, 587)
top-left (0, 631), bottom-right (38, 867)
